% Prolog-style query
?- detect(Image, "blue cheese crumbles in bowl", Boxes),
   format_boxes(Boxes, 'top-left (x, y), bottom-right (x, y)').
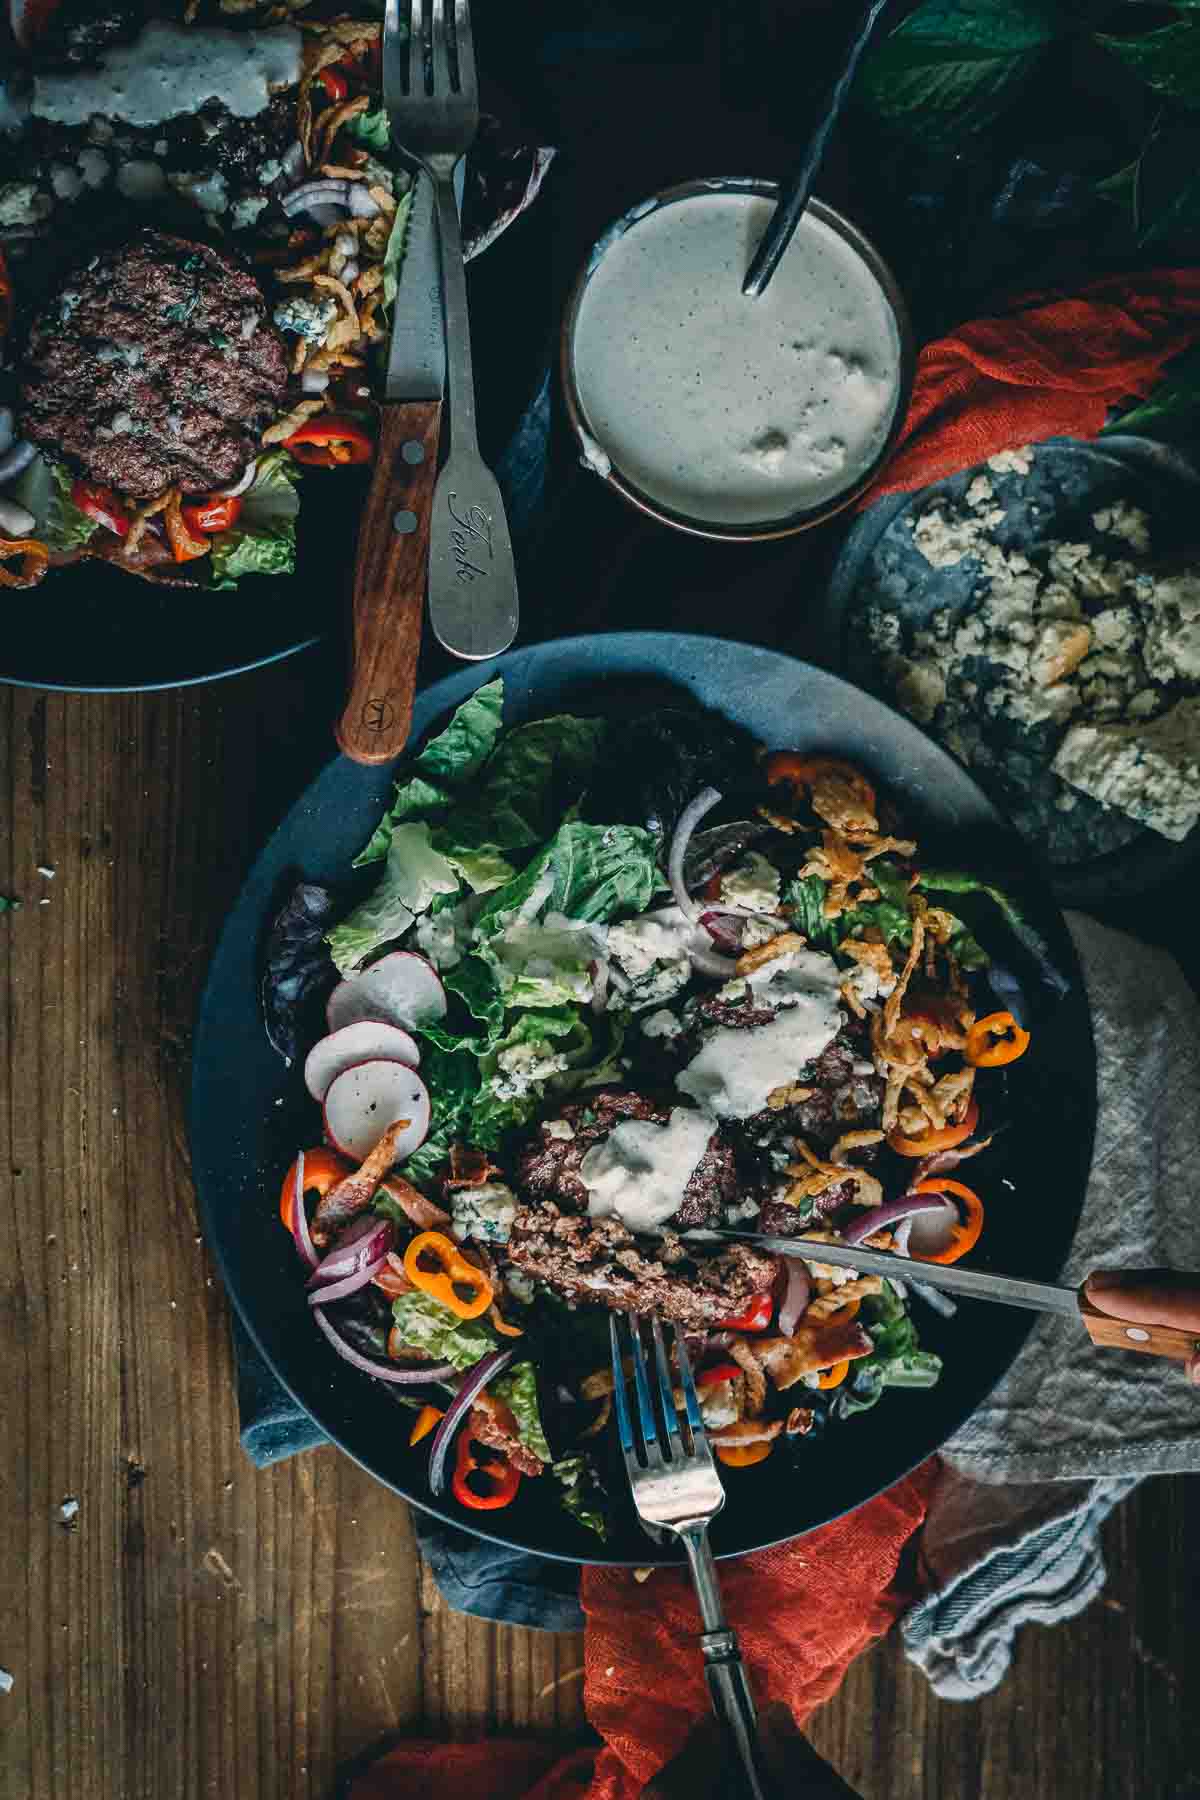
top-left (561, 179), bottom-right (913, 541)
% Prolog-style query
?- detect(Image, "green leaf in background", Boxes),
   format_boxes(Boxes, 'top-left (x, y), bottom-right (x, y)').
top-left (1102, 340), bottom-right (1200, 437)
top-left (388, 1291), bottom-right (497, 1369)
top-left (490, 1362), bottom-right (552, 1464)
top-left (856, 0), bottom-right (1070, 146)
top-left (1097, 19), bottom-right (1200, 106)
top-left (1097, 113), bottom-right (1200, 251)
top-left (354, 679), bottom-right (506, 866)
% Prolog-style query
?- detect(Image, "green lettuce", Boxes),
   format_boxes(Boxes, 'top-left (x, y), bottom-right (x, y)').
top-left (327, 823), bottom-right (460, 974)
top-left (386, 1043), bottom-right (479, 1190)
top-left (11, 458), bottom-right (98, 555)
top-left (839, 1283), bottom-right (942, 1416)
top-left (209, 449), bottom-right (301, 588)
top-left (787, 857), bottom-right (989, 970)
top-left (491, 1361), bottom-right (552, 1464)
top-left (914, 869), bottom-right (1063, 988)
top-left (475, 821), bottom-right (663, 944)
top-left (432, 834), bottom-right (516, 895)
top-left (550, 1455), bottom-right (610, 1540)
top-left (389, 1290), bottom-right (497, 1369)
top-left (470, 1007), bottom-right (583, 1145)
top-left (348, 104), bottom-right (392, 153)
top-left (354, 678), bottom-right (506, 866)
top-left (381, 183), bottom-right (415, 308)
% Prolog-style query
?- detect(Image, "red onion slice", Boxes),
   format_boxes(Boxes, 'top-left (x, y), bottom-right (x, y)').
top-left (311, 1306), bottom-right (455, 1383)
top-left (904, 1200), bottom-right (962, 1260)
top-left (668, 787), bottom-right (723, 923)
top-left (282, 178), bottom-right (352, 217)
top-left (689, 942), bottom-right (740, 980)
top-left (840, 1192), bottom-right (955, 1246)
top-left (290, 1150), bottom-right (319, 1271)
top-left (778, 1257), bottom-right (812, 1338)
top-left (308, 1255), bottom-right (389, 1305)
top-left (427, 1348), bottom-right (515, 1497)
top-left (308, 1214), bottom-right (395, 1286)
top-left (700, 910), bottom-right (744, 956)
top-left (215, 458), bottom-right (259, 499)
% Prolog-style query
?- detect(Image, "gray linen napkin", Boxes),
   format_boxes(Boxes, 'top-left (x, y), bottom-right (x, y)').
top-left (903, 911), bottom-right (1200, 1697)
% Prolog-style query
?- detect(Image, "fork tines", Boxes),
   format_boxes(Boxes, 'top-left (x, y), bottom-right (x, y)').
top-left (400, 0), bottom-right (478, 101)
top-left (609, 1312), bottom-right (709, 1470)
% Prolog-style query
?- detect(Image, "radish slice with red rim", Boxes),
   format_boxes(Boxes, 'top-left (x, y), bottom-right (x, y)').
top-left (326, 952), bottom-right (447, 1035)
top-left (304, 1019), bottom-right (420, 1102)
top-left (322, 1060), bottom-right (431, 1163)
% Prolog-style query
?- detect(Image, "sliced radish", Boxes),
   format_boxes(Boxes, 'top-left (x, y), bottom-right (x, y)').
top-left (304, 1019), bottom-right (421, 1102)
top-left (326, 951), bottom-right (448, 1036)
top-left (323, 1060), bottom-right (431, 1164)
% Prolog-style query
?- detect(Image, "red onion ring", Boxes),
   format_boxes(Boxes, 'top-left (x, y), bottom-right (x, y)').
top-left (282, 178), bottom-right (352, 217)
top-left (308, 1255), bottom-right (390, 1305)
top-left (689, 942), bottom-right (739, 980)
top-left (290, 1150), bottom-right (319, 1271)
top-left (667, 787), bottom-right (723, 923)
top-left (840, 1192), bottom-right (955, 1246)
top-left (216, 458), bottom-right (259, 499)
top-left (427, 1348), bottom-right (515, 1497)
top-left (311, 1306), bottom-right (455, 1383)
top-left (777, 1257), bottom-right (812, 1338)
top-left (308, 1215), bottom-right (394, 1287)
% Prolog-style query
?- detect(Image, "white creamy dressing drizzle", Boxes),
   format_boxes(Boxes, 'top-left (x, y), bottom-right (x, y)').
top-left (676, 950), bottom-right (844, 1120)
top-left (580, 1108), bottom-right (715, 1234)
top-left (571, 193), bottom-right (901, 526)
top-left (32, 21), bottom-right (301, 129)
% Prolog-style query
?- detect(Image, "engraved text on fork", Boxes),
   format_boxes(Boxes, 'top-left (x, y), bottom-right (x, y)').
top-left (445, 492), bottom-right (493, 583)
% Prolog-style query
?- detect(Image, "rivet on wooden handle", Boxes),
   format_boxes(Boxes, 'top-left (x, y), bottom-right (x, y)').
top-left (336, 398), bottom-right (442, 767)
top-left (1077, 1293), bottom-right (1200, 1362)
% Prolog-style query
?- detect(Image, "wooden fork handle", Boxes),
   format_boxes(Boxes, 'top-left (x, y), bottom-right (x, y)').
top-left (336, 399), bottom-right (442, 766)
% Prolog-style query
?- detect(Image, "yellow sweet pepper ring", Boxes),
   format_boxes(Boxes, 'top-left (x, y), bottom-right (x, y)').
top-left (965, 1010), bottom-right (1031, 1067)
top-left (816, 1360), bottom-right (850, 1390)
top-left (403, 1230), bottom-right (494, 1320)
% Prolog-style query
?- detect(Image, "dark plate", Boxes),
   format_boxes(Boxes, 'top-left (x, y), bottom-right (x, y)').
top-left (0, 162), bottom-right (554, 694)
top-left (189, 632), bottom-right (1096, 1565)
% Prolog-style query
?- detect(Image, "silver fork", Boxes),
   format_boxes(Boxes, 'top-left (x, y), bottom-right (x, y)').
top-left (610, 1314), bottom-right (772, 1800)
top-left (385, 0), bottom-right (518, 661)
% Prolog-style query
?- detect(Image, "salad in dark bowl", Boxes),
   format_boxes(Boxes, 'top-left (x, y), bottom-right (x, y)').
top-left (190, 639), bottom-right (1095, 1559)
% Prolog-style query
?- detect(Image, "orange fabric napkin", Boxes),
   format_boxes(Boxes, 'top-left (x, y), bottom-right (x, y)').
top-left (350, 1460), bottom-right (938, 1800)
top-left (869, 267), bottom-right (1200, 500)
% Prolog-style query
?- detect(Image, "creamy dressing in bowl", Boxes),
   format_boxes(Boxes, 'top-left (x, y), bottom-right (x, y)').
top-left (566, 185), bottom-right (908, 534)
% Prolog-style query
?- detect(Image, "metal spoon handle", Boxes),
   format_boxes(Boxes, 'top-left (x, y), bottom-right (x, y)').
top-left (743, 0), bottom-right (891, 298)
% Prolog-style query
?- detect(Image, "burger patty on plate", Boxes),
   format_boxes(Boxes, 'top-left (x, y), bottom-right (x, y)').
top-left (19, 229), bottom-right (288, 498)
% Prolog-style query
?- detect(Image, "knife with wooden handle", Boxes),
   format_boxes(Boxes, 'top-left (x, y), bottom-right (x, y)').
top-left (698, 1231), bottom-right (1200, 1363)
top-left (336, 133), bottom-right (464, 762)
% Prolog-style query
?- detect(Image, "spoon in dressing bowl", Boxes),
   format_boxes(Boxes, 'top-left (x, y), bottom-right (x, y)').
top-left (742, 0), bottom-right (891, 298)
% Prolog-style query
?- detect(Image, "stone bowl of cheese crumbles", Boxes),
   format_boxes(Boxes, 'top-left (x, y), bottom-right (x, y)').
top-left (825, 435), bottom-right (1200, 902)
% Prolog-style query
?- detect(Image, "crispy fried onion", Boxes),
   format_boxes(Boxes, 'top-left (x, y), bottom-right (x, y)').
top-left (786, 1140), bottom-right (883, 1210)
top-left (263, 397), bottom-right (327, 445)
top-left (708, 1418), bottom-right (783, 1450)
top-left (883, 911), bottom-right (926, 1038)
top-left (734, 930), bottom-right (807, 977)
top-left (728, 1338), bottom-right (767, 1417)
top-left (313, 92), bottom-right (370, 169)
top-left (122, 489), bottom-right (173, 559)
top-left (830, 1129), bottom-right (885, 1164)
top-left (806, 1275), bottom-right (883, 1321)
top-left (298, 23), bottom-right (381, 165)
top-left (766, 1082), bottom-right (815, 1110)
top-left (810, 765), bottom-right (879, 835)
top-left (0, 537), bottom-right (50, 588)
top-left (837, 937), bottom-right (896, 1018)
top-left (738, 1321), bottom-right (874, 1390)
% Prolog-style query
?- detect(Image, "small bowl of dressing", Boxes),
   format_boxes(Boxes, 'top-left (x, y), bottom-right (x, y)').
top-left (561, 177), bottom-right (914, 541)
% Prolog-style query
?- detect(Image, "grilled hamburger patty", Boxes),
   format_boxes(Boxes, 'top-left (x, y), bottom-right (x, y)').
top-left (19, 230), bottom-right (288, 498)
top-left (516, 1088), bottom-right (739, 1230)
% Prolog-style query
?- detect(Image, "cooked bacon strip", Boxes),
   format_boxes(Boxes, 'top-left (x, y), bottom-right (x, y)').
top-left (310, 1119), bottom-right (412, 1246)
top-left (747, 1321), bottom-right (874, 1389)
top-left (728, 1338), bottom-right (767, 1417)
top-left (447, 1145), bottom-right (502, 1189)
top-left (708, 1418), bottom-right (783, 1449)
top-left (470, 1390), bottom-right (545, 1477)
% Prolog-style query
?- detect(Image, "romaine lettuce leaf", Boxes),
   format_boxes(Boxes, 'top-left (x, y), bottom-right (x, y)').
top-left (348, 105), bottom-right (392, 154)
top-left (491, 1361), bottom-right (552, 1464)
top-left (470, 1007), bottom-right (582, 1145)
top-left (327, 823), bottom-right (460, 974)
top-left (381, 184), bottom-right (414, 308)
top-left (474, 821), bottom-right (663, 944)
top-left (432, 833), bottom-right (516, 894)
top-left (354, 678), bottom-right (506, 866)
top-left (11, 457), bottom-right (98, 555)
top-left (209, 449), bottom-right (301, 588)
top-left (392, 1043), bottom-right (480, 1190)
top-left (389, 1290), bottom-right (496, 1369)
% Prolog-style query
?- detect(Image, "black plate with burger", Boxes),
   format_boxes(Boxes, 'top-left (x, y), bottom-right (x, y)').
top-left (0, 0), bottom-right (553, 686)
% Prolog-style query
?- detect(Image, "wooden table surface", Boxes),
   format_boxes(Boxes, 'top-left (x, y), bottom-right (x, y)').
top-left (4, 6), bottom-right (1200, 1796)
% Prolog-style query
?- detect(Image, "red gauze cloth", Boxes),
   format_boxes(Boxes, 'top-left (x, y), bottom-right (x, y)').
top-left (868, 267), bottom-right (1200, 500)
top-left (349, 1460), bottom-right (938, 1800)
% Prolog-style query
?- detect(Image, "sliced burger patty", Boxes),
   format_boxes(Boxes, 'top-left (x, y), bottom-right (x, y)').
top-left (19, 229), bottom-right (288, 498)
